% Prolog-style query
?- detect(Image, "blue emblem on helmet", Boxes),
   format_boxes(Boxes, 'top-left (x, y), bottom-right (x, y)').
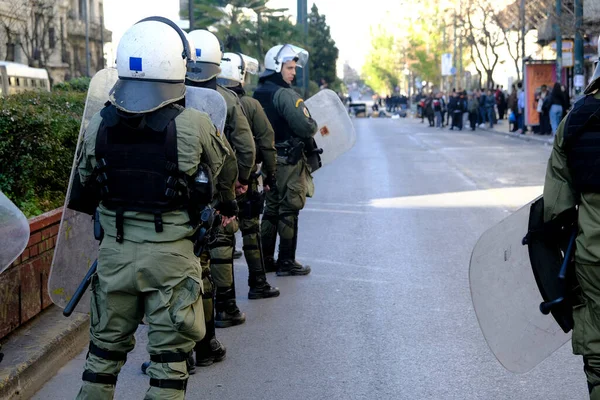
top-left (129, 57), bottom-right (142, 72)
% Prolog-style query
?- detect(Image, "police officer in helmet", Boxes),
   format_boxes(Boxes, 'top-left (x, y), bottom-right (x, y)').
top-left (543, 43), bottom-right (600, 399)
top-left (186, 29), bottom-right (256, 329)
top-left (253, 44), bottom-right (317, 276)
top-left (218, 52), bottom-right (280, 299)
top-left (74, 17), bottom-right (228, 399)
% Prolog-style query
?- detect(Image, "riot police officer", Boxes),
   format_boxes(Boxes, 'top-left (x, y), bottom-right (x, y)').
top-left (186, 29), bottom-right (256, 328)
top-left (218, 52), bottom-right (280, 298)
top-left (74, 17), bottom-right (229, 399)
top-left (543, 59), bottom-right (600, 398)
top-left (253, 44), bottom-right (318, 276)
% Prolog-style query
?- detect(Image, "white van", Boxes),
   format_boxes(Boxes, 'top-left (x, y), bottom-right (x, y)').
top-left (0, 61), bottom-right (50, 95)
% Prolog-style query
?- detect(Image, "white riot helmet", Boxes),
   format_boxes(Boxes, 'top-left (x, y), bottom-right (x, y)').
top-left (585, 36), bottom-right (600, 94)
top-left (187, 29), bottom-right (223, 82)
top-left (261, 44), bottom-right (309, 78)
top-left (110, 16), bottom-right (196, 113)
top-left (217, 52), bottom-right (259, 87)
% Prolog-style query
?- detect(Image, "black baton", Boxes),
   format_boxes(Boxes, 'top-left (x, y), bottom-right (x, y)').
top-left (63, 259), bottom-right (97, 317)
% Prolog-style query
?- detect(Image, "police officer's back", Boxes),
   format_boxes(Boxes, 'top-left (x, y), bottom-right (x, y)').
top-left (74, 18), bottom-right (227, 400)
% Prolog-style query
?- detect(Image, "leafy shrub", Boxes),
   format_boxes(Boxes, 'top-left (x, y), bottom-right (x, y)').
top-left (0, 90), bottom-right (85, 217)
top-left (53, 77), bottom-right (91, 92)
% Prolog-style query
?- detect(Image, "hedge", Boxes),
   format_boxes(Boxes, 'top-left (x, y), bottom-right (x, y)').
top-left (0, 89), bottom-right (85, 217)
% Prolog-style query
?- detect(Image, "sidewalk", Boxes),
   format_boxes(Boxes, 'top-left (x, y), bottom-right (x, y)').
top-left (472, 120), bottom-right (553, 145)
top-left (0, 306), bottom-right (89, 399)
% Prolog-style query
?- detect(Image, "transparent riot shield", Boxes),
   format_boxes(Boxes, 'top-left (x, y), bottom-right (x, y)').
top-left (469, 196), bottom-right (571, 374)
top-left (49, 68), bottom-right (118, 310)
top-left (185, 86), bottom-right (227, 133)
top-left (0, 191), bottom-right (29, 273)
top-left (50, 75), bottom-right (228, 311)
top-left (305, 89), bottom-right (356, 168)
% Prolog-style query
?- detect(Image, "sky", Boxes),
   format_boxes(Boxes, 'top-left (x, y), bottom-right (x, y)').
top-left (103, 0), bottom-right (398, 77)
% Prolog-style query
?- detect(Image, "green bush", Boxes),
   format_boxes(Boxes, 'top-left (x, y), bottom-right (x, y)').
top-left (0, 90), bottom-right (85, 217)
top-left (53, 77), bottom-right (91, 92)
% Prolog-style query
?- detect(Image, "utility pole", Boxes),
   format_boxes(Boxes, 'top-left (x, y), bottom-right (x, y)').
top-left (84, 0), bottom-right (90, 77)
top-left (452, 10), bottom-right (457, 90)
top-left (574, 0), bottom-right (584, 95)
top-left (442, 23), bottom-right (446, 91)
top-left (520, 0), bottom-right (525, 83)
top-left (458, 0), bottom-right (463, 89)
top-left (100, 12), bottom-right (105, 69)
top-left (555, 0), bottom-right (562, 83)
top-left (296, 0), bottom-right (308, 97)
top-left (188, 0), bottom-right (194, 31)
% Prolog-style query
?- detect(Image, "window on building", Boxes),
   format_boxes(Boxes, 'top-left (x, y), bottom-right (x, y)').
top-left (5, 43), bottom-right (15, 62)
top-left (49, 27), bottom-right (56, 49)
top-left (79, 0), bottom-right (85, 19)
top-left (9, 77), bottom-right (15, 86)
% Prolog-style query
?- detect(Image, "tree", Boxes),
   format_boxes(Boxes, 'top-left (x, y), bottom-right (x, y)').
top-left (0, 0), bottom-right (58, 68)
top-left (404, 6), bottom-right (444, 88)
top-left (361, 26), bottom-right (399, 95)
top-left (307, 4), bottom-right (338, 88)
top-left (182, 0), bottom-right (292, 60)
top-left (464, 0), bottom-right (503, 88)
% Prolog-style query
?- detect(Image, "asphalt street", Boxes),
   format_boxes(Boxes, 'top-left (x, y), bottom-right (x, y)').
top-left (33, 118), bottom-right (588, 400)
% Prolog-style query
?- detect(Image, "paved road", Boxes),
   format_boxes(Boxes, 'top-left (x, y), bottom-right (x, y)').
top-left (33, 118), bottom-right (587, 400)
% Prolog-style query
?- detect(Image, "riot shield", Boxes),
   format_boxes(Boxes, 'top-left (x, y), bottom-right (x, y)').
top-left (469, 196), bottom-right (571, 374)
top-left (185, 86), bottom-right (227, 133)
top-left (305, 89), bottom-right (356, 168)
top-left (50, 75), bottom-right (228, 311)
top-left (49, 68), bottom-right (118, 310)
top-left (0, 191), bottom-right (29, 273)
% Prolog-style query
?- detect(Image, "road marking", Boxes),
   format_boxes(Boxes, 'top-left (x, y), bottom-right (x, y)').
top-left (303, 208), bottom-right (369, 214)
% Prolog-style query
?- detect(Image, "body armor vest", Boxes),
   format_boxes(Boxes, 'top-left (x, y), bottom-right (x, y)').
top-left (94, 104), bottom-right (188, 242)
top-left (564, 95), bottom-right (600, 193)
top-left (253, 81), bottom-right (293, 144)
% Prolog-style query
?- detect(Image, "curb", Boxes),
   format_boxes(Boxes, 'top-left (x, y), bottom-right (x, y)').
top-left (404, 117), bottom-right (553, 145)
top-left (0, 305), bottom-right (89, 399)
top-left (474, 124), bottom-right (552, 145)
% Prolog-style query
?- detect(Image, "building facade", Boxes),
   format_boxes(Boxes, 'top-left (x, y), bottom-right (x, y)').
top-left (0, 0), bottom-right (111, 84)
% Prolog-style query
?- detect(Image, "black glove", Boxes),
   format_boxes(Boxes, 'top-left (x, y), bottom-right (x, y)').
top-left (263, 174), bottom-right (276, 190)
top-left (216, 199), bottom-right (239, 217)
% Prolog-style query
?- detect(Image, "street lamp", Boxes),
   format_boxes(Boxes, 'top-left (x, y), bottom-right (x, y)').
top-left (403, 66), bottom-right (411, 101)
top-left (253, 5), bottom-right (268, 59)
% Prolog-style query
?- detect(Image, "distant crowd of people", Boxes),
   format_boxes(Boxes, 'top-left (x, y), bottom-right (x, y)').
top-left (413, 83), bottom-right (571, 138)
top-left (415, 87), bottom-right (508, 131)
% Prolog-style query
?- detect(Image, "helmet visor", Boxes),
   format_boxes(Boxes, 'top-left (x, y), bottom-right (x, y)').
top-left (277, 44), bottom-right (309, 68)
top-left (216, 77), bottom-right (239, 87)
top-left (241, 54), bottom-right (259, 75)
top-left (187, 61), bottom-right (222, 82)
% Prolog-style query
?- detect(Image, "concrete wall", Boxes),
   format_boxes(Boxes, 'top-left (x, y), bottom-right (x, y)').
top-left (0, 208), bottom-right (62, 340)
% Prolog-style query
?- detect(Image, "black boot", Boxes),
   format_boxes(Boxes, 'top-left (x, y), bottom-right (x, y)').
top-left (195, 337), bottom-right (226, 367)
top-left (187, 352), bottom-right (197, 375)
top-left (248, 274), bottom-right (280, 299)
top-left (264, 256), bottom-right (277, 273)
top-left (233, 249), bottom-right (243, 259)
top-left (276, 259), bottom-right (311, 276)
top-left (261, 214), bottom-right (278, 270)
top-left (215, 287), bottom-right (246, 328)
top-left (276, 213), bottom-right (311, 276)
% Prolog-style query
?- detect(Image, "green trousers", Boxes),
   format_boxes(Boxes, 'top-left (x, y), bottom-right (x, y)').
top-left (573, 262), bottom-right (600, 399)
top-left (77, 239), bottom-right (205, 400)
top-left (209, 219), bottom-right (239, 289)
top-left (237, 179), bottom-right (267, 285)
top-left (261, 159), bottom-right (313, 261)
top-left (196, 251), bottom-right (216, 350)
